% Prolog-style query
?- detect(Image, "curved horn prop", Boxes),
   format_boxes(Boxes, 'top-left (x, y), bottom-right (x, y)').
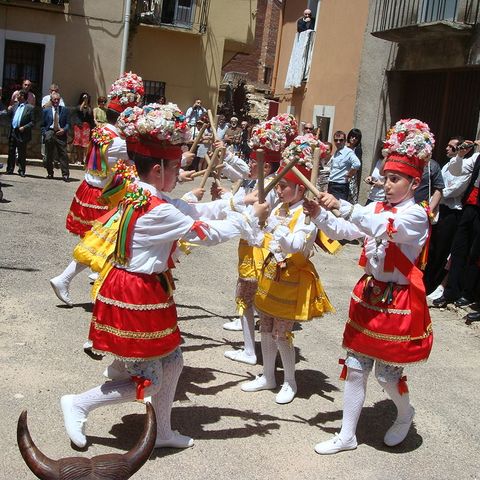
top-left (17, 410), bottom-right (58, 480)
top-left (123, 402), bottom-right (157, 476)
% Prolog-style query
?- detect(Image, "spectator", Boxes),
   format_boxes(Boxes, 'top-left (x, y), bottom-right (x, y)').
top-left (41, 83), bottom-right (65, 108)
top-left (158, 95), bottom-right (166, 105)
top-left (224, 116), bottom-right (242, 151)
top-left (297, 9), bottom-right (315, 33)
top-left (10, 79), bottom-right (36, 107)
top-left (42, 92), bottom-right (71, 181)
top-left (425, 138), bottom-right (476, 296)
top-left (93, 96), bottom-right (107, 126)
top-left (303, 122), bottom-right (315, 135)
top-left (347, 128), bottom-right (363, 203)
top-left (414, 156), bottom-right (444, 216)
top-left (185, 98), bottom-right (207, 136)
top-left (432, 141), bottom-right (480, 309)
top-left (193, 115), bottom-right (213, 171)
top-left (364, 158), bottom-right (385, 205)
top-left (239, 120), bottom-right (251, 159)
top-left (6, 90), bottom-right (34, 177)
top-left (0, 87), bottom-right (7, 115)
top-left (327, 130), bottom-right (361, 200)
top-left (216, 114), bottom-right (228, 140)
top-left (72, 92), bottom-right (95, 165)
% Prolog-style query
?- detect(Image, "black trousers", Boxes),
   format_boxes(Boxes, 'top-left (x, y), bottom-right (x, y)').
top-left (443, 204), bottom-right (480, 301)
top-left (44, 130), bottom-right (70, 177)
top-left (7, 132), bottom-right (27, 174)
top-left (327, 182), bottom-right (349, 201)
top-left (423, 205), bottom-right (462, 293)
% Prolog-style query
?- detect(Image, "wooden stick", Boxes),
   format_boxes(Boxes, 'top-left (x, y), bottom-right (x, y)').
top-left (263, 157), bottom-right (300, 196)
top-left (291, 166), bottom-right (341, 218)
top-left (207, 109), bottom-right (219, 142)
top-left (305, 148), bottom-right (321, 225)
top-left (256, 149), bottom-right (265, 203)
top-left (199, 148), bottom-right (220, 188)
top-left (189, 123), bottom-right (208, 153)
top-left (190, 164), bottom-right (225, 179)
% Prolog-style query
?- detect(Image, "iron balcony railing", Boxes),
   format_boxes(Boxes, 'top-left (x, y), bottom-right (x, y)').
top-left (136, 0), bottom-right (210, 34)
top-left (372, 0), bottom-right (480, 33)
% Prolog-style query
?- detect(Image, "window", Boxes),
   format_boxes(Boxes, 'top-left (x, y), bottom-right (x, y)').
top-left (263, 66), bottom-right (273, 86)
top-left (2, 40), bottom-right (45, 104)
top-left (143, 80), bottom-right (166, 104)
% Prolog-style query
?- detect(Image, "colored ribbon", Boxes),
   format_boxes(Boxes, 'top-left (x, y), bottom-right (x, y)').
top-left (131, 376), bottom-right (152, 401)
top-left (398, 376), bottom-right (409, 395)
top-left (339, 358), bottom-right (347, 381)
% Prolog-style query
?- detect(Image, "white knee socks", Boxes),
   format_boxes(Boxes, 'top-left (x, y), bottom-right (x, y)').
top-left (378, 378), bottom-right (412, 422)
top-left (260, 332), bottom-right (278, 384)
top-left (151, 349), bottom-right (184, 441)
top-left (241, 306), bottom-right (256, 357)
top-left (276, 339), bottom-right (296, 386)
top-left (60, 260), bottom-right (87, 285)
top-left (339, 368), bottom-right (369, 442)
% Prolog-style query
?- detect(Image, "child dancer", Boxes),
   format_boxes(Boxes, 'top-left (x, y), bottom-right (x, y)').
top-left (241, 135), bottom-right (333, 404)
top-left (50, 72), bottom-right (144, 306)
top-left (223, 114), bottom-right (298, 365)
top-left (60, 103), bottom-right (267, 450)
top-left (305, 119), bottom-right (434, 454)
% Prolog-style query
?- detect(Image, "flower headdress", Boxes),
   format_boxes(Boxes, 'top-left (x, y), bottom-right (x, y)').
top-left (117, 103), bottom-right (192, 160)
top-left (278, 134), bottom-right (327, 185)
top-left (382, 118), bottom-right (435, 177)
top-left (107, 72), bottom-right (144, 113)
top-left (249, 114), bottom-right (299, 162)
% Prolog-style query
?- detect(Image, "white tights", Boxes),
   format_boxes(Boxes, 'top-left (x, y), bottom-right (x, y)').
top-left (339, 367), bottom-right (412, 441)
top-left (60, 260), bottom-right (87, 285)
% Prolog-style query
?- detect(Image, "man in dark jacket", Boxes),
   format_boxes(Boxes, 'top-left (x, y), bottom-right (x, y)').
top-left (6, 90), bottom-right (35, 177)
top-left (42, 92), bottom-right (70, 181)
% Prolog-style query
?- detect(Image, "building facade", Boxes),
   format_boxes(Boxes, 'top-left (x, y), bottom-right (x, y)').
top-left (0, 0), bottom-right (257, 156)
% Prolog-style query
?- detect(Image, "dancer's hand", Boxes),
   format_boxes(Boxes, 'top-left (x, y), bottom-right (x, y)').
top-left (190, 187), bottom-right (205, 201)
top-left (318, 192), bottom-right (340, 211)
top-left (210, 183), bottom-right (228, 200)
top-left (178, 170), bottom-right (194, 182)
top-left (303, 198), bottom-right (321, 218)
top-left (253, 201), bottom-right (270, 223)
top-left (243, 190), bottom-right (258, 205)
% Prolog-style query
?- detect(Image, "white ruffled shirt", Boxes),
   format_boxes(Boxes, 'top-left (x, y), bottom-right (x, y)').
top-left (122, 181), bottom-right (261, 274)
top-left (85, 124), bottom-right (128, 188)
top-left (441, 153), bottom-right (477, 210)
top-left (313, 198), bottom-right (428, 285)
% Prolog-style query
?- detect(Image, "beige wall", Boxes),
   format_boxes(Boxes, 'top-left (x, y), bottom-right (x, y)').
top-left (0, 1), bottom-right (124, 105)
top-left (274, 0), bottom-right (369, 138)
top-left (129, 0), bottom-right (256, 113)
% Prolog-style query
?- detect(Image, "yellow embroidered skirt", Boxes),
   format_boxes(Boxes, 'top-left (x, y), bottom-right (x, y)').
top-left (255, 252), bottom-right (334, 322)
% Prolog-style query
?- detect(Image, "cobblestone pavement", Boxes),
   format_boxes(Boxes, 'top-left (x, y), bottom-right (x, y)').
top-left (0, 166), bottom-right (479, 479)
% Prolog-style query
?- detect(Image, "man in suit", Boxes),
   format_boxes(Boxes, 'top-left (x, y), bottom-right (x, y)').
top-left (42, 92), bottom-right (70, 181)
top-left (7, 90), bottom-right (35, 177)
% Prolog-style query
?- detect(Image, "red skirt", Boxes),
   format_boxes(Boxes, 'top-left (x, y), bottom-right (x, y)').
top-left (343, 275), bottom-right (433, 365)
top-left (73, 122), bottom-right (91, 147)
top-left (89, 267), bottom-right (181, 360)
top-left (66, 180), bottom-right (109, 236)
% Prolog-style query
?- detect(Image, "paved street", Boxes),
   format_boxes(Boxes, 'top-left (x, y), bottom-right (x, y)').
top-left (0, 165), bottom-right (479, 479)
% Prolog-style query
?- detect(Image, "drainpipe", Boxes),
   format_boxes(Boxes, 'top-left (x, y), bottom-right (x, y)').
top-left (120, 0), bottom-right (132, 75)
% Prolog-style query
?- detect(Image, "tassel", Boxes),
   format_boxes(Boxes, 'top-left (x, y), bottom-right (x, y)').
top-left (398, 376), bottom-right (409, 395)
top-left (285, 331), bottom-right (295, 348)
top-left (131, 376), bottom-right (152, 401)
top-left (339, 358), bottom-right (347, 380)
top-left (236, 298), bottom-right (248, 316)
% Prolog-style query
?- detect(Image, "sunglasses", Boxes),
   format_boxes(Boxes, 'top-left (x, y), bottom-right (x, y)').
top-left (334, 138), bottom-right (345, 143)
top-left (304, 127), bottom-right (314, 131)
top-left (447, 144), bottom-right (457, 149)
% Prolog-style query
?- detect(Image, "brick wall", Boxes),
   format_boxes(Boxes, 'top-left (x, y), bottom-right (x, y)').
top-left (222, 0), bottom-right (281, 88)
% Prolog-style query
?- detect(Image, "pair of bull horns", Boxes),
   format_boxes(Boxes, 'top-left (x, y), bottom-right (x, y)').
top-left (17, 402), bottom-right (157, 480)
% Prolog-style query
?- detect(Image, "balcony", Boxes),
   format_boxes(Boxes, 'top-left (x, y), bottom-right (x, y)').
top-left (372, 0), bottom-right (480, 42)
top-left (136, 0), bottom-right (210, 34)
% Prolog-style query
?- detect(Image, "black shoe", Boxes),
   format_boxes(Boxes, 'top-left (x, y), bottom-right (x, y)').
top-left (432, 296), bottom-right (448, 308)
top-left (18, 171), bottom-right (26, 177)
top-left (454, 297), bottom-right (473, 308)
top-left (5, 170), bottom-right (14, 175)
top-left (62, 175), bottom-right (69, 182)
top-left (466, 311), bottom-right (480, 322)
top-left (46, 174), bottom-right (54, 179)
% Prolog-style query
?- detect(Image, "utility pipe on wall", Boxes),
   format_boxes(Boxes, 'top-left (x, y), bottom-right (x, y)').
top-left (120, 0), bottom-right (132, 75)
